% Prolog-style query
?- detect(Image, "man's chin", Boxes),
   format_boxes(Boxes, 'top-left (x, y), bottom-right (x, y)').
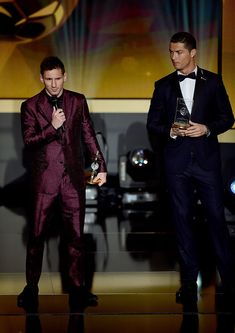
top-left (47, 91), bottom-right (60, 97)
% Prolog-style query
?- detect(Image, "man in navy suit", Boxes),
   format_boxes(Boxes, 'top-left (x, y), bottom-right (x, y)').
top-left (147, 32), bottom-right (235, 311)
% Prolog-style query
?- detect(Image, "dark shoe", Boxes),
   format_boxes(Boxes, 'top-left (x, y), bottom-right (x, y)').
top-left (85, 291), bottom-right (98, 306)
top-left (17, 285), bottom-right (39, 312)
top-left (176, 282), bottom-right (198, 305)
top-left (69, 287), bottom-right (98, 312)
top-left (176, 282), bottom-right (198, 313)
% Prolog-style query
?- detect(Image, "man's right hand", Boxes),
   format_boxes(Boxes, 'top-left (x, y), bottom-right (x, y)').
top-left (170, 126), bottom-right (187, 138)
top-left (51, 107), bottom-right (66, 129)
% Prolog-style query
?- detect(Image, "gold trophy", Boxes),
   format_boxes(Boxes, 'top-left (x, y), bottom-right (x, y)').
top-left (173, 97), bottom-right (193, 129)
top-left (87, 151), bottom-right (100, 185)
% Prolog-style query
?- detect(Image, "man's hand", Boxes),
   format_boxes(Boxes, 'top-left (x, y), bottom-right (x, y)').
top-left (93, 172), bottom-right (107, 186)
top-left (51, 107), bottom-right (66, 129)
top-left (185, 121), bottom-right (208, 137)
top-left (170, 121), bottom-right (208, 138)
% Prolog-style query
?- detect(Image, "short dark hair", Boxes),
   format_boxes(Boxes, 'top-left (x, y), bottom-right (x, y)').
top-left (170, 32), bottom-right (196, 51)
top-left (40, 56), bottom-right (65, 75)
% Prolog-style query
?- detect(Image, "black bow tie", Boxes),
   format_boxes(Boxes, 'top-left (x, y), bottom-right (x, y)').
top-left (178, 72), bottom-right (196, 82)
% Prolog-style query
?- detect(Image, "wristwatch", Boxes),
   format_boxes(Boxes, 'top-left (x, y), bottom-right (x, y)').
top-left (205, 126), bottom-right (211, 137)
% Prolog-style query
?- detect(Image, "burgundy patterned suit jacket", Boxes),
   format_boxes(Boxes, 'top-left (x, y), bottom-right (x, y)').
top-left (21, 89), bottom-right (107, 194)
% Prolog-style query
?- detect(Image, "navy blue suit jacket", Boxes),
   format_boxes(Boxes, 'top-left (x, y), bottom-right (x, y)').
top-left (147, 67), bottom-right (234, 174)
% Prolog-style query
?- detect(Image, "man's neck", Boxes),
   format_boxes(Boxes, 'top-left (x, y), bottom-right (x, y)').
top-left (178, 65), bottom-right (197, 75)
top-left (45, 89), bottom-right (63, 97)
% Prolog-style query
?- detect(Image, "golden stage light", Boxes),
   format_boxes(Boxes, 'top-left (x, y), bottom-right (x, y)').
top-left (0, 0), bottom-right (79, 43)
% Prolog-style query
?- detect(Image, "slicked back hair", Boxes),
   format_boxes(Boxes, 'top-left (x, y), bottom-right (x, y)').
top-left (170, 32), bottom-right (196, 51)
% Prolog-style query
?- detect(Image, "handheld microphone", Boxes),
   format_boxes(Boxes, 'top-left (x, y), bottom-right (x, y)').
top-left (51, 96), bottom-right (58, 109)
top-left (51, 96), bottom-right (65, 131)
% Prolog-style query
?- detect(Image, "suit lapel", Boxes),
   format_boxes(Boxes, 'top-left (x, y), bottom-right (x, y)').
top-left (172, 71), bottom-right (183, 98)
top-left (37, 91), bottom-right (53, 124)
top-left (63, 90), bottom-right (71, 125)
top-left (191, 67), bottom-right (207, 117)
top-left (169, 72), bottom-right (183, 119)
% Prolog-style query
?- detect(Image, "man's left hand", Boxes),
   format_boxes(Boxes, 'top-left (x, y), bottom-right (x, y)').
top-left (93, 172), bottom-right (107, 186)
top-left (185, 121), bottom-right (208, 137)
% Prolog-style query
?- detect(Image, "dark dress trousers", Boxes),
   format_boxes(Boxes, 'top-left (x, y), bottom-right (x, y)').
top-left (21, 89), bottom-right (107, 289)
top-left (147, 67), bottom-right (235, 288)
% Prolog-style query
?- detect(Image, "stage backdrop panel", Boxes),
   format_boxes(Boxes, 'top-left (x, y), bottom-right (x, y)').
top-left (0, 0), bottom-right (220, 99)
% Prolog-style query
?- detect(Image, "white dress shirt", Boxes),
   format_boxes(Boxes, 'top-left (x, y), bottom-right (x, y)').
top-left (178, 66), bottom-right (197, 113)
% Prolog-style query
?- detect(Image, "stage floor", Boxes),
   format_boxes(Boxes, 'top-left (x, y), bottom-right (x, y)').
top-left (0, 201), bottom-right (235, 332)
top-left (0, 272), bottom-right (233, 333)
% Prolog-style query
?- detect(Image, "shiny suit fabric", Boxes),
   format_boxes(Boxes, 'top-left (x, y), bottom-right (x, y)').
top-left (147, 67), bottom-right (235, 287)
top-left (21, 89), bottom-right (106, 288)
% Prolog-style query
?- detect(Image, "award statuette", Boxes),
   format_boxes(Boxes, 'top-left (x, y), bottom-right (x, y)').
top-left (87, 151), bottom-right (100, 185)
top-left (173, 97), bottom-right (193, 129)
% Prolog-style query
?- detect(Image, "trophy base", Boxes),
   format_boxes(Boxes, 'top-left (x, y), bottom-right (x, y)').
top-left (172, 122), bottom-right (190, 130)
top-left (87, 180), bottom-right (99, 185)
top-left (85, 170), bottom-right (100, 185)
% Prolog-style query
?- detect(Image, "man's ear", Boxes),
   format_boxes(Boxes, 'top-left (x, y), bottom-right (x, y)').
top-left (191, 48), bottom-right (197, 58)
top-left (64, 72), bottom-right (67, 81)
top-left (40, 74), bottom-right (44, 83)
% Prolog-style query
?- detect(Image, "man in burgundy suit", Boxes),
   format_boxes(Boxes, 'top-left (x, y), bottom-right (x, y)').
top-left (17, 56), bottom-right (107, 312)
